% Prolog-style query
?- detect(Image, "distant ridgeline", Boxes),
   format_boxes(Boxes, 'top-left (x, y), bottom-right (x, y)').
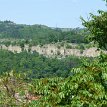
top-left (0, 20), bottom-right (88, 45)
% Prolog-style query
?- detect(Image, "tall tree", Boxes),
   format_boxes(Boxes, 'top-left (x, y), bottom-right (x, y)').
top-left (81, 0), bottom-right (107, 50)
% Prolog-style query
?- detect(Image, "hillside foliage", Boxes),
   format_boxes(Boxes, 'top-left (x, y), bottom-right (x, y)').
top-left (0, 50), bottom-right (82, 78)
top-left (0, 20), bottom-right (87, 46)
top-left (0, 0), bottom-right (107, 106)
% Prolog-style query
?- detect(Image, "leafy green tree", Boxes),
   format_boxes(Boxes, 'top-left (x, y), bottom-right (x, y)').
top-left (81, 0), bottom-right (107, 50)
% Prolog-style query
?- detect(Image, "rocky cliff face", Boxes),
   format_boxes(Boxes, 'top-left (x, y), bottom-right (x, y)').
top-left (0, 44), bottom-right (106, 57)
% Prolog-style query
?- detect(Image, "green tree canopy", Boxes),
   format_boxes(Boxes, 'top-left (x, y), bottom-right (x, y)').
top-left (81, 1), bottom-right (107, 50)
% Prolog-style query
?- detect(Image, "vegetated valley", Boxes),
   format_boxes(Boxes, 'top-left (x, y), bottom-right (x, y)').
top-left (1, 3), bottom-right (107, 106)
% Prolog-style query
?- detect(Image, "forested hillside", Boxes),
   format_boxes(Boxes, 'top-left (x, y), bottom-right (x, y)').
top-left (0, 50), bottom-right (82, 78)
top-left (0, 20), bottom-right (87, 45)
top-left (0, 0), bottom-right (107, 106)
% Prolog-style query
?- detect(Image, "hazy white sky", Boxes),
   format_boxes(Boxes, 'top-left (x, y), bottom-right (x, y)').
top-left (0, 0), bottom-right (106, 28)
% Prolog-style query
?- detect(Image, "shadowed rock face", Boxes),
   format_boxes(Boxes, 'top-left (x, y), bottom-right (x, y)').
top-left (0, 44), bottom-right (106, 57)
